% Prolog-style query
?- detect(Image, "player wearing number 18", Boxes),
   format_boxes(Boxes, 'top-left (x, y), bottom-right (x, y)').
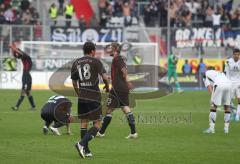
top-left (71, 41), bottom-right (109, 158)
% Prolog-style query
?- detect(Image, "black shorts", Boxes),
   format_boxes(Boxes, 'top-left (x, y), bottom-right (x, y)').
top-left (22, 74), bottom-right (32, 91)
top-left (107, 89), bottom-right (129, 108)
top-left (78, 99), bottom-right (102, 121)
top-left (41, 112), bottom-right (56, 127)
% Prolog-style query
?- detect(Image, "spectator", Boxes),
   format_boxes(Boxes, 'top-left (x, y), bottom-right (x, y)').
top-left (185, 0), bottom-right (200, 21)
top-left (29, 4), bottom-right (39, 24)
top-left (49, 3), bottom-right (58, 26)
top-left (224, 0), bottom-right (233, 13)
top-left (129, 0), bottom-right (137, 17)
top-left (58, 0), bottom-right (65, 15)
top-left (122, 2), bottom-right (132, 26)
top-left (20, 0), bottom-right (30, 11)
top-left (181, 9), bottom-right (192, 27)
top-left (0, 11), bottom-right (5, 24)
top-left (4, 6), bottom-right (14, 23)
top-left (169, 2), bottom-right (177, 27)
top-left (3, 0), bottom-right (11, 8)
top-left (64, 2), bottom-right (74, 27)
top-left (144, 4), bottom-right (151, 26)
top-left (197, 58), bottom-right (206, 74)
top-left (212, 8), bottom-right (221, 41)
top-left (78, 15), bottom-right (86, 31)
top-left (98, 0), bottom-right (111, 27)
top-left (182, 59), bottom-right (192, 75)
top-left (220, 5), bottom-right (229, 26)
top-left (149, 1), bottom-right (158, 26)
top-left (204, 6), bottom-right (213, 27)
top-left (33, 21), bottom-right (42, 41)
top-left (14, 12), bottom-right (22, 24)
top-left (98, 0), bottom-right (109, 19)
top-left (230, 9), bottom-right (240, 28)
top-left (212, 9), bottom-right (221, 28)
top-left (22, 9), bottom-right (32, 25)
top-left (113, 0), bottom-right (122, 17)
top-left (0, 3), bottom-right (5, 13)
top-left (159, 1), bottom-right (167, 27)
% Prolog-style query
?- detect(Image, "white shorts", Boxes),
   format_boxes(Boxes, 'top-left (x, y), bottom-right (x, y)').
top-left (232, 83), bottom-right (240, 99)
top-left (211, 83), bottom-right (232, 106)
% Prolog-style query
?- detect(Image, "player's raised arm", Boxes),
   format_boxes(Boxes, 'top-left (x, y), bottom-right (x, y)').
top-left (9, 43), bottom-right (28, 58)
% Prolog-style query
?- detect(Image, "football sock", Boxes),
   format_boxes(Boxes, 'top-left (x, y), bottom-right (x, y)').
top-left (81, 128), bottom-right (90, 152)
top-left (126, 112), bottom-right (136, 134)
top-left (176, 82), bottom-right (181, 90)
top-left (28, 96), bottom-right (36, 108)
top-left (16, 96), bottom-right (24, 108)
top-left (45, 121), bottom-right (52, 128)
top-left (236, 104), bottom-right (240, 118)
top-left (224, 111), bottom-right (231, 129)
top-left (99, 114), bottom-right (112, 134)
top-left (81, 128), bottom-right (87, 138)
top-left (209, 110), bottom-right (216, 129)
top-left (80, 127), bottom-right (98, 147)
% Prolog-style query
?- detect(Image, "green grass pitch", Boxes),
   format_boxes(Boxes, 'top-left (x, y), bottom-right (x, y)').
top-left (0, 89), bottom-right (240, 164)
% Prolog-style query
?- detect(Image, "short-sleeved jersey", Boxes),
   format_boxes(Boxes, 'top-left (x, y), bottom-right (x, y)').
top-left (111, 55), bottom-right (129, 92)
top-left (225, 58), bottom-right (240, 82)
top-left (168, 54), bottom-right (177, 70)
top-left (203, 70), bottom-right (231, 87)
top-left (14, 49), bottom-right (32, 74)
top-left (41, 95), bottom-right (72, 116)
top-left (71, 56), bottom-right (106, 102)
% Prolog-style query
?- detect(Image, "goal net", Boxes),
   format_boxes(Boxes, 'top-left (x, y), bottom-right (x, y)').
top-left (19, 41), bottom-right (159, 91)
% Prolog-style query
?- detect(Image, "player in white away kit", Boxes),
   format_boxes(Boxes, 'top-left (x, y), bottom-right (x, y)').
top-left (224, 49), bottom-right (240, 121)
top-left (203, 68), bottom-right (232, 134)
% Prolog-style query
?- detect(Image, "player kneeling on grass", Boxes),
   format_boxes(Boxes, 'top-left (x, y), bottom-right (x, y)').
top-left (97, 43), bottom-right (138, 139)
top-left (203, 67), bottom-right (232, 134)
top-left (41, 95), bottom-right (72, 136)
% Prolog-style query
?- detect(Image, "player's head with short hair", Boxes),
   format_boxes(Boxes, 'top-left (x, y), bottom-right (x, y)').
top-left (233, 48), bottom-right (240, 61)
top-left (83, 41), bottom-right (96, 56)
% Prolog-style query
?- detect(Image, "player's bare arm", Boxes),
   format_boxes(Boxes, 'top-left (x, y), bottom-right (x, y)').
top-left (72, 80), bottom-right (80, 97)
top-left (9, 44), bottom-right (25, 57)
top-left (121, 67), bottom-right (133, 90)
top-left (102, 73), bottom-right (109, 92)
top-left (207, 85), bottom-right (213, 94)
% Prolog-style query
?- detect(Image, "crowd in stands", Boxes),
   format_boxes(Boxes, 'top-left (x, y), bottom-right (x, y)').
top-left (0, 0), bottom-right (40, 25)
top-left (98, 0), bottom-right (137, 27)
top-left (96, 0), bottom-right (240, 28)
top-left (143, 0), bottom-right (240, 28)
